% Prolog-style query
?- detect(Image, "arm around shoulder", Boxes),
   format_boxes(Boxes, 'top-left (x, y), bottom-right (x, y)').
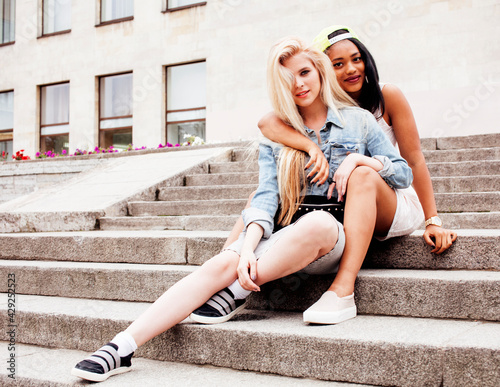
top-left (258, 112), bottom-right (314, 153)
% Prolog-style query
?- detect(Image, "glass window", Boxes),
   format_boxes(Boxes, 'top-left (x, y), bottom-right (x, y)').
top-left (166, 61), bottom-right (206, 144)
top-left (40, 83), bottom-right (69, 154)
top-left (101, 0), bottom-right (133, 23)
top-left (99, 73), bottom-right (133, 149)
top-left (0, 0), bottom-right (15, 44)
top-left (43, 0), bottom-right (71, 35)
top-left (0, 90), bottom-right (13, 160)
top-left (167, 0), bottom-right (206, 10)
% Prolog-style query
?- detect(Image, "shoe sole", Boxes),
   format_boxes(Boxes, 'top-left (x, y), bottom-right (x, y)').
top-left (303, 306), bottom-right (357, 324)
top-left (71, 365), bottom-right (132, 382)
top-left (190, 301), bottom-right (247, 324)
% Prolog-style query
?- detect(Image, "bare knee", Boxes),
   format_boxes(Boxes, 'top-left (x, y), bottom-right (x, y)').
top-left (295, 211), bottom-right (339, 249)
top-left (348, 166), bottom-right (379, 186)
top-left (200, 252), bottom-right (238, 278)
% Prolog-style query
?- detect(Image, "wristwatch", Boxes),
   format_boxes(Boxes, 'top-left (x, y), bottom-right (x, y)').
top-left (425, 216), bottom-right (442, 227)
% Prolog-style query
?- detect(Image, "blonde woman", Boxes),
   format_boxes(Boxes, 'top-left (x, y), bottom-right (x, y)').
top-left (191, 37), bottom-right (413, 326)
top-left (71, 37), bottom-right (364, 383)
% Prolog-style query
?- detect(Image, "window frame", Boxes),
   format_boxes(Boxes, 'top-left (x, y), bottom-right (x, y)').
top-left (163, 0), bottom-right (206, 13)
top-left (0, 89), bottom-right (14, 160)
top-left (39, 82), bottom-right (70, 153)
top-left (40, 0), bottom-right (71, 38)
top-left (0, 89), bottom-right (14, 131)
top-left (165, 60), bottom-right (206, 144)
top-left (0, 0), bottom-right (16, 46)
top-left (97, 0), bottom-right (134, 27)
top-left (98, 71), bottom-right (133, 148)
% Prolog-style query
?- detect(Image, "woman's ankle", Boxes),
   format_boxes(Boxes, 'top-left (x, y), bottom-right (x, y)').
top-left (327, 284), bottom-right (354, 298)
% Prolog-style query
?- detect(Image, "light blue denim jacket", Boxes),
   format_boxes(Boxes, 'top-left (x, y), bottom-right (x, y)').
top-left (242, 106), bottom-right (413, 238)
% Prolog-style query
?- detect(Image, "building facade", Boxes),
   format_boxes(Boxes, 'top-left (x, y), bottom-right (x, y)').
top-left (1, 0), bottom-right (499, 158)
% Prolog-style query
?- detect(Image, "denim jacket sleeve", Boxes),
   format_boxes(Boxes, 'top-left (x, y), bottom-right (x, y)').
top-left (364, 113), bottom-right (413, 189)
top-left (241, 142), bottom-right (279, 238)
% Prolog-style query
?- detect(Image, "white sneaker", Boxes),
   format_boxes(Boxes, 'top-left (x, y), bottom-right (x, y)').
top-left (303, 291), bottom-right (357, 324)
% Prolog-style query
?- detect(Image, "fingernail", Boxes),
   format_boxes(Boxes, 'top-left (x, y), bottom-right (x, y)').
top-left (251, 275), bottom-right (256, 281)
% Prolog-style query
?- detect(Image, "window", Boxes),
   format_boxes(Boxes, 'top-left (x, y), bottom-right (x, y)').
top-left (166, 61), bottom-right (206, 144)
top-left (0, 0), bottom-right (15, 45)
top-left (0, 90), bottom-right (13, 160)
top-left (43, 0), bottom-right (71, 35)
top-left (166, 0), bottom-right (206, 11)
top-left (40, 83), bottom-right (69, 154)
top-left (101, 0), bottom-right (133, 23)
top-left (99, 73), bottom-right (133, 149)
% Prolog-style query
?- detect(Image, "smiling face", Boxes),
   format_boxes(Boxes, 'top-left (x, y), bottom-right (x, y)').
top-left (326, 39), bottom-right (365, 99)
top-left (283, 52), bottom-right (322, 109)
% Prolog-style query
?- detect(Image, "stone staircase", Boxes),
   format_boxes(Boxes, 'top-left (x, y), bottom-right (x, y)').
top-left (0, 134), bottom-right (499, 386)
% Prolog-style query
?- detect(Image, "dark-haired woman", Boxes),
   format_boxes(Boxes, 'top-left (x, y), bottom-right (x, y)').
top-left (191, 26), bottom-right (456, 326)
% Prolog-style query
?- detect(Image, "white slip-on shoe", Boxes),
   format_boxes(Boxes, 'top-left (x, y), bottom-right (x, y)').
top-left (303, 291), bottom-right (357, 324)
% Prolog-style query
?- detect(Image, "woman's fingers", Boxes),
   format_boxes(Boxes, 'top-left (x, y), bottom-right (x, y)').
top-left (424, 227), bottom-right (457, 254)
top-left (306, 151), bottom-right (329, 185)
top-left (237, 255), bottom-right (260, 291)
top-left (327, 182), bottom-right (336, 200)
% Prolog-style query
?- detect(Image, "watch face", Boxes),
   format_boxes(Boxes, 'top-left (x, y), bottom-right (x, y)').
top-left (433, 217), bottom-right (442, 226)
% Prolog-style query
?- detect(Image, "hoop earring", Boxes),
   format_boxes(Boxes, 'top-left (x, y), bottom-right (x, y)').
top-left (365, 76), bottom-right (369, 84)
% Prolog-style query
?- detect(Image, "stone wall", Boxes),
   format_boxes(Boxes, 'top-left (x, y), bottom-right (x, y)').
top-left (0, 158), bottom-right (109, 205)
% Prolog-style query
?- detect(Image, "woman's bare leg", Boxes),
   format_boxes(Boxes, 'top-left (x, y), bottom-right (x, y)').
top-left (253, 211), bottom-right (339, 286)
top-left (126, 211), bottom-right (338, 346)
top-left (328, 166), bottom-right (397, 297)
top-left (126, 250), bottom-right (240, 346)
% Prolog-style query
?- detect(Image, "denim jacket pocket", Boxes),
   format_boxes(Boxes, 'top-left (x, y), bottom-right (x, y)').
top-left (327, 139), bottom-right (365, 177)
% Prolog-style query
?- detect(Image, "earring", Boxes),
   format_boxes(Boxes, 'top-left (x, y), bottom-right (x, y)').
top-left (365, 76), bottom-right (369, 84)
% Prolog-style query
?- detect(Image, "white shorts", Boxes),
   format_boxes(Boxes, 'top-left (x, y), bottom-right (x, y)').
top-left (225, 212), bottom-right (346, 275)
top-left (376, 186), bottom-right (424, 241)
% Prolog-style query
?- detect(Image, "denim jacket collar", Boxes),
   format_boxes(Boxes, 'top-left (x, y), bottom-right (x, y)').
top-left (304, 107), bottom-right (344, 135)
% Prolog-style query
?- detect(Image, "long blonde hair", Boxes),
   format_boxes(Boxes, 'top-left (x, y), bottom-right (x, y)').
top-left (267, 37), bottom-right (356, 226)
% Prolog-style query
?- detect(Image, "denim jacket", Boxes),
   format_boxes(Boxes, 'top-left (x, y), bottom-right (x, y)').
top-left (242, 106), bottom-right (413, 238)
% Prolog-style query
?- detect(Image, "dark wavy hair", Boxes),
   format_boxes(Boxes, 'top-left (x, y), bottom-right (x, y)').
top-left (324, 29), bottom-right (385, 119)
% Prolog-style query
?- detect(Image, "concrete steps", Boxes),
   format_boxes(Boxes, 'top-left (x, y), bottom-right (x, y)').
top-left (158, 184), bottom-right (257, 201)
top-left (431, 175), bottom-right (499, 193)
top-left (421, 147), bottom-right (500, 162)
top-left (438, 211), bottom-right (500, 229)
top-left (211, 159), bottom-right (498, 177)
top-left (129, 199), bottom-right (249, 216)
top-left (0, 230), bottom-right (498, 270)
top-left (426, 160), bottom-right (500, 176)
top-left (0, 342), bottom-right (339, 387)
top-left (99, 214), bottom-right (241, 231)
top-left (99, 212), bottom-right (500, 231)
top-left (209, 161), bottom-right (259, 174)
top-left (185, 172), bottom-right (259, 186)
top-left (0, 294), bottom-right (497, 386)
top-left (1, 260), bottom-right (498, 321)
top-left (434, 192), bottom-right (500, 212)
top-left (183, 171), bottom-right (500, 193)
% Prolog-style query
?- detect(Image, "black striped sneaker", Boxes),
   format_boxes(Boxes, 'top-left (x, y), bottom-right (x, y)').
top-left (190, 287), bottom-right (247, 324)
top-left (71, 342), bottom-right (133, 382)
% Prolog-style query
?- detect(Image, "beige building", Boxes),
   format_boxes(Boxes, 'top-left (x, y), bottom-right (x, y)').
top-left (1, 0), bottom-right (499, 158)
